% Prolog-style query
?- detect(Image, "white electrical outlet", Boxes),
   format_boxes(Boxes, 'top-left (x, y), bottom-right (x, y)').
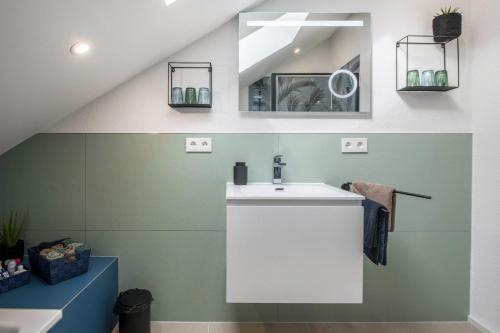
top-left (341, 138), bottom-right (368, 153)
top-left (185, 138), bottom-right (212, 153)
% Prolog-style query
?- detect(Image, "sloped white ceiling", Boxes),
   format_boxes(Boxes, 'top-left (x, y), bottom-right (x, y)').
top-left (0, 0), bottom-right (264, 154)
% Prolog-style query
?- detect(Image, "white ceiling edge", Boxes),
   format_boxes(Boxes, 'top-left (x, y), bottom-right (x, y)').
top-left (0, 0), bottom-right (266, 155)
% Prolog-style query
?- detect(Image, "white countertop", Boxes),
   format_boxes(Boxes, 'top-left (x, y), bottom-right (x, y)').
top-left (226, 182), bottom-right (364, 201)
top-left (0, 309), bottom-right (62, 333)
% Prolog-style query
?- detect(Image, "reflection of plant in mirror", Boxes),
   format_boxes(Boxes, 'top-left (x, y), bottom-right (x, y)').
top-left (286, 93), bottom-right (301, 111)
top-left (304, 86), bottom-right (327, 111)
top-left (331, 98), bottom-right (346, 112)
top-left (277, 78), bottom-right (317, 106)
top-left (249, 77), bottom-right (270, 111)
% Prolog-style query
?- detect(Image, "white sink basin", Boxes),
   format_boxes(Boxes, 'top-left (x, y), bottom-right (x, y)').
top-left (0, 309), bottom-right (62, 333)
top-left (226, 182), bottom-right (364, 202)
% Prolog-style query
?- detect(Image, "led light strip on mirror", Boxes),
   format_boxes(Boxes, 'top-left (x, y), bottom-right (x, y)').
top-left (247, 20), bottom-right (364, 27)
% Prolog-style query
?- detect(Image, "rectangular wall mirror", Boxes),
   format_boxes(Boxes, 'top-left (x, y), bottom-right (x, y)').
top-left (239, 12), bottom-right (372, 113)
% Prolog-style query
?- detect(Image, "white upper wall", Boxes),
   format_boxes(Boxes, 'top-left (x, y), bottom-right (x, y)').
top-left (470, 0), bottom-right (500, 331)
top-left (50, 0), bottom-right (473, 134)
top-left (0, 0), bottom-right (264, 154)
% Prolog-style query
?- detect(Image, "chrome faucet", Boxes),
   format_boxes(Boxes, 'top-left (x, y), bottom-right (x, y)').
top-left (272, 155), bottom-right (286, 184)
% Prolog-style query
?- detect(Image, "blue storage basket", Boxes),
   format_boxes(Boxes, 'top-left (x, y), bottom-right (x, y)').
top-left (0, 269), bottom-right (31, 294)
top-left (28, 240), bottom-right (91, 285)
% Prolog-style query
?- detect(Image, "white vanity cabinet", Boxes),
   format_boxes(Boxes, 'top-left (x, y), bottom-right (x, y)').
top-left (226, 183), bottom-right (364, 304)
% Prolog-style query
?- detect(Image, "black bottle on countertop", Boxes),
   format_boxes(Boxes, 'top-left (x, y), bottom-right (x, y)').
top-left (233, 162), bottom-right (248, 185)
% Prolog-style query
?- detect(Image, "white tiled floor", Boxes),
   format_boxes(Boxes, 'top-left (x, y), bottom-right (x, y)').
top-left (136, 322), bottom-right (483, 333)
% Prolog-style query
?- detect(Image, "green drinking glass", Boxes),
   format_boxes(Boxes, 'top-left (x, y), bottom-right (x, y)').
top-left (185, 87), bottom-right (197, 105)
top-left (171, 87), bottom-right (184, 104)
top-left (421, 70), bottom-right (436, 86)
top-left (198, 87), bottom-right (210, 105)
top-left (435, 70), bottom-right (449, 87)
top-left (407, 70), bottom-right (420, 87)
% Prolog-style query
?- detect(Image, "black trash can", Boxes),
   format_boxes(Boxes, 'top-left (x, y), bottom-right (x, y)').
top-left (114, 289), bottom-right (153, 333)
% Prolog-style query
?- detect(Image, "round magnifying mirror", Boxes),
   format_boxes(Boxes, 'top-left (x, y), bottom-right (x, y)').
top-left (328, 69), bottom-right (358, 99)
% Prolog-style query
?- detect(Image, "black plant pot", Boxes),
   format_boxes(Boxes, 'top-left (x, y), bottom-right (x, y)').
top-left (0, 240), bottom-right (25, 261)
top-left (433, 13), bottom-right (462, 42)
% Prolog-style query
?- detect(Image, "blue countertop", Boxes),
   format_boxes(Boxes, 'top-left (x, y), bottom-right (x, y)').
top-left (0, 257), bottom-right (118, 309)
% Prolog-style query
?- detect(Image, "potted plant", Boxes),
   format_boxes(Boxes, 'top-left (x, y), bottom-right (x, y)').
top-left (433, 7), bottom-right (462, 42)
top-left (0, 210), bottom-right (26, 261)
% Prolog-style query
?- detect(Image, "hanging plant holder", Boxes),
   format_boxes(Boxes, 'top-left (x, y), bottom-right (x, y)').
top-left (433, 13), bottom-right (462, 43)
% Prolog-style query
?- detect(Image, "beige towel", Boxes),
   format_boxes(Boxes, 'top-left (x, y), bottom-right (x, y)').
top-left (352, 180), bottom-right (397, 232)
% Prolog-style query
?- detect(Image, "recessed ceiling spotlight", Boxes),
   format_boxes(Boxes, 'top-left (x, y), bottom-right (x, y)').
top-left (294, 48), bottom-right (301, 54)
top-left (164, 0), bottom-right (177, 6)
top-left (70, 42), bottom-right (90, 55)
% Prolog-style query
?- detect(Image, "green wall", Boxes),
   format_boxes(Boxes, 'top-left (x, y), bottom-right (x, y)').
top-left (0, 133), bottom-right (472, 322)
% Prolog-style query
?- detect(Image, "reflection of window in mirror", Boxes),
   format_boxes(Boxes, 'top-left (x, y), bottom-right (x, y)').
top-left (239, 12), bottom-right (371, 113)
top-left (248, 77), bottom-right (271, 111)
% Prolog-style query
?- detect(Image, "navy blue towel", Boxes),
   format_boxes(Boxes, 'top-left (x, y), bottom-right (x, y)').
top-left (362, 198), bottom-right (390, 265)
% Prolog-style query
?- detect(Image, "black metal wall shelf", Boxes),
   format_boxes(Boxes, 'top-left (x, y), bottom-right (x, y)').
top-left (398, 86), bottom-right (458, 92)
top-left (168, 62), bottom-right (212, 108)
top-left (168, 104), bottom-right (212, 108)
top-left (396, 35), bottom-right (460, 92)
